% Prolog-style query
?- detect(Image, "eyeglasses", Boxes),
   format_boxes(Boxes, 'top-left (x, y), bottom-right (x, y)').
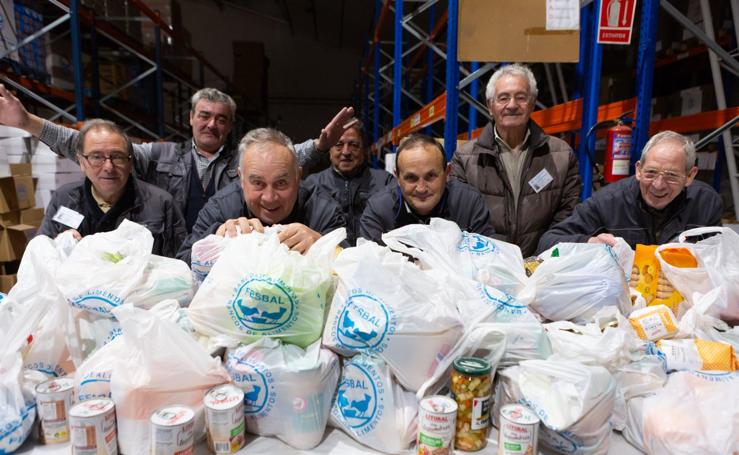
top-left (333, 141), bottom-right (361, 151)
top-left (495, 93), bottom-right (531, 106)
top-left (79, 152), bottom-right (132, 167)
top-left (640, 168), bottom-right (686, 185)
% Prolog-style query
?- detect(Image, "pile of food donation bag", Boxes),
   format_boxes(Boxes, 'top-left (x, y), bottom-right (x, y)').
top-left (1, 217), bottom-right (737, 455)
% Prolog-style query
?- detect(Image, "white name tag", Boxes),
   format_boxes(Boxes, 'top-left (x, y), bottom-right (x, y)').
top-left (52, 206), bottom-right (84, 229)
top-left (528, 168), bottom-right (554, 193)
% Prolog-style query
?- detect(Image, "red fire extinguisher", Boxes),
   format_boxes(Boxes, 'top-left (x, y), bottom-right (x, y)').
top-left (603, 120), bottom-right (632, 183)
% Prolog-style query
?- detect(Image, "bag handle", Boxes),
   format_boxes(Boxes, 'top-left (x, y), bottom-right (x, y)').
top-left (678, 227), bottom-right (726, 243)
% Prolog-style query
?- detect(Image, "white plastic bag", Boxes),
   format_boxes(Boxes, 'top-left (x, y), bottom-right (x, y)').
top-left (189, 229), bottom-right (345, 348)
top-left (74, 337), bottom-right (125, 402)
top-left (190, 234), bottom-right (228, 287)
top-left (640, 371), bottom-right (739, 455)
top-left (126, 255), bottom-right (194, 308)
top-left (330, 354), bottom-right (417, 454)
top-left (660, 227), bottom-right (739, 322)
top-left (678, 288), bottom-right (739, 352)
top-left (381, 218), bottom-right (528, 298)
top-left (484, 321), bottom-right (551, 368)
top-left (523, 243), bottom-right (631, 323)
top-left (57, 220), bottom-right (153, 318)
top-left (516, 359), bottom-right (616, 455)
top-left (323, 240), bottom-right (464, 391)
top-left (544, 308), bottom-right (642, 373)
top-left (225, 338), bottom-right (339, 449)
top-left (109, 304), bottom-right (231, 455)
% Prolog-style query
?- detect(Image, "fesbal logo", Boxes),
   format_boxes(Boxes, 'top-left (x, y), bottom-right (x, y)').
top-left (70, 290), bottom-right (124, 316)
top-left (226, 355), bottom-right (276, 419)
top-left (334, 289), bottom-right (397, 353)
top-left (228, 274), bottom-right (298, 335)
top-left (458, 232), bottom-right (496, 256)
top-left (332, 359), bottom-right (385, 437)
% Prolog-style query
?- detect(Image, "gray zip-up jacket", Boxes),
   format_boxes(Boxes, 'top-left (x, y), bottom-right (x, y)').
top-left (40, 177), bottom-right (187, 258)
top-left (303, 165), bottom-right (395, 245)
top-left (37, 120), bottom-right (323, 222)
top-left (176, 180), bottom-right (347, 264)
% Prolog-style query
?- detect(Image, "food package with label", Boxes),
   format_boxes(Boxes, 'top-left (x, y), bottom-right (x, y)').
top-left (631, 244), bottom-right (695, 317)
top-left (628, 304), bottom-right (678, 341)
top-left (652, 338), bottom-right (738, 372)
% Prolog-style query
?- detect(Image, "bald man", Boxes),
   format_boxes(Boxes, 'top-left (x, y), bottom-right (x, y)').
top-left (176, 128), bottom-right (346, 264)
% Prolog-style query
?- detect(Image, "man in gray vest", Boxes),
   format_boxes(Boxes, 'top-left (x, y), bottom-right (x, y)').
top-left (0, 84), bottom-right (353, 232)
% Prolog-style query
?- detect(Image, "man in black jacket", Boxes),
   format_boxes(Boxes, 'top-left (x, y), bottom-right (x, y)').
top-left (303, 118), bottom-right (395, 245)
top-left (39, 119), bottom-right (186, 257)
top-left (359, 134), bottom-right (494, 243)
top-left (0, 85), bottom-right (353, 232)
top-left (176, 128), bottom-right (346, 264)
top-left (537, 131), bottom-right (723, 252)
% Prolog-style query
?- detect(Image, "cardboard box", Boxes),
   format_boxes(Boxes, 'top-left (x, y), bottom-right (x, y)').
top-left (0, 210), bottom-right (35, 262)
top-left (458, 0), bottom-right (579, 62)
top-left (20, 207), bottom-right (43, 226)
top-left (0, 273), bottom-right (17, 293)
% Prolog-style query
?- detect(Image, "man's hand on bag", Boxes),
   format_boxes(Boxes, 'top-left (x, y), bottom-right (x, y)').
top-left (277, 223), bottom-right (320, 255)
top-left (216, 217), bottom-right (265, 237)
top-left (587, 233), bottom-right (616, 247)
top-left (58, 229), bottom-right (82, 241)
top-left (315, 106), bottom-right (355, 152)
top-left (0, 84), bottom-right (43, 136)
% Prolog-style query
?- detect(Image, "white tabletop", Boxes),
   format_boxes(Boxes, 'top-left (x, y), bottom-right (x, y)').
top-left (17, 427), bottom-right (643, 454)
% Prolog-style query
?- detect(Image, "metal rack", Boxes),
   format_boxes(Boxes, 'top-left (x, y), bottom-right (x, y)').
top-left (0, 0), bottom-right (245, 142)
top-left (361, 0), bottom-right (739, 218)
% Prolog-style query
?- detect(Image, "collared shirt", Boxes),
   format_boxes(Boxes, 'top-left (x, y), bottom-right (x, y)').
top-left (191, 140), bottom-right (224, 189)
top-left (494, 126), bottom-right (531, 211)
top-left (90, 185), bottom-right (113, 213)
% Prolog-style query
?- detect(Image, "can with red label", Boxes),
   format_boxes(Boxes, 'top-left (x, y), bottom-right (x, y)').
top-left (150, 405), bottom-right (195, 455)
top-left (497, 404), bottom-right (539, 455)
top-left (417, 395), bottom-right (457, 455)
top-left (35, 377), bottom-right (75, 444)
top-left (204, 384), bottom-right (245, 454)
top-left (69, 398), bottom-right (118, 455)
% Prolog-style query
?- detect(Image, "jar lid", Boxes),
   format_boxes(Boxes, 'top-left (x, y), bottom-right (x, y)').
top-left (453, 357), bottom-right (491, 376)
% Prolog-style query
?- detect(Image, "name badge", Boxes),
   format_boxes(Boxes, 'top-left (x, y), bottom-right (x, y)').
top-left (528, 168), bottom-right (554, 193)
top-left (52, 206), bottom-right (84, 229)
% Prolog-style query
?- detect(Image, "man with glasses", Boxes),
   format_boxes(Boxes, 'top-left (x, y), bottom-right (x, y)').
top-left (450, 64), bottom-right (581, 257)
top-left (537, 131), bottom-right (723, 251)
top-left (0, 85), bottom-right (353, 233)
top-left (303, 118), bottom-right (394, 245)
top-left (39, 119), bottom-right (186, 257)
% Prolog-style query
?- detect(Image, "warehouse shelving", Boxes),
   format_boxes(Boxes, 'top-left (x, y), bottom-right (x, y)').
top-left (0, 0), bottom-right (246, 142)
top-left (360, 0), bottom-right (739, 219)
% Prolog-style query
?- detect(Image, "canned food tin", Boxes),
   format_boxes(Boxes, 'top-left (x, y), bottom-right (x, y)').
top-left (417, 395), bottom-right (457, 455)
top-left (498, 404), bottom-right (539, 455)
top-left (69, 398), bottom-right (118, 455)
top-left (451, 357), bottom-right (492, 451)
top-left (150, 405), bottom-right (195, 455)
top-left (35, 377), bottom-right (75, 444)
top-left (204, 384), bottom-right (246, 454)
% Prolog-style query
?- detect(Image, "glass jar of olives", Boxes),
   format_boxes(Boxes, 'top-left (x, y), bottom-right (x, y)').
top-left (450, 356), bottom-right (492, 451)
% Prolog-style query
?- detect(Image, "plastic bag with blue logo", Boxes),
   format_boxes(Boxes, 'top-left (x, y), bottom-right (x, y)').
top-left (322, 240), bottom-right (464, 392)
top-left (225, 338), bottom-right (339, 449)
top-left (522, 243), bottom-right (632, 323)
top-left (190, 234), bottom-right (229, 288)
top-left (381, 218), bottom-right (528, 298)
top-left (329, 354), bottom-right (417, 454)
top-left (519, 360), bottom-right (616, 455)
top-left (56, 219), bottom-right (153, 318)
top-left (189, 228), bottom-right (345, 348)
top-left (630, 371), bottom-right (739, 455)
top-left (109, 303), bottom-right (231, 455)
top-left (0, 236), bottom-right (65, 453)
